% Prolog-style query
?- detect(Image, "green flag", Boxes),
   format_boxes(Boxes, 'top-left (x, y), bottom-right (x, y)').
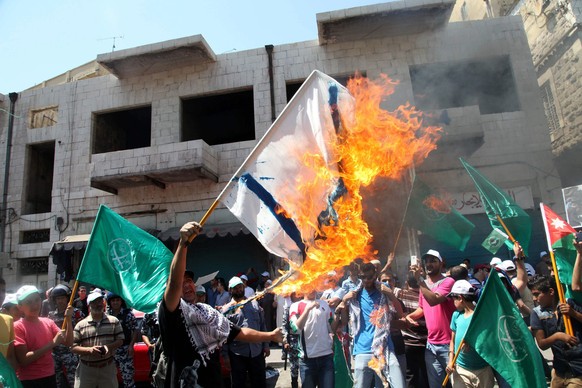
top-left (481, 228), bottom-right (509, 254)
top-left (77, 205), bottom-right (173, 313)
top-left (463, 272), bottom-right (546, 388)
top-left (405, 178), bottom-right (475, 251)
top-left (460, 158), bottom-right (531, 255)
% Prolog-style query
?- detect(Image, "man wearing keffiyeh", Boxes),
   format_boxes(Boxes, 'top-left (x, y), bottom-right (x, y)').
top-left (336, 262), bottom-right (406, 388)
top-left (158, 222), bottom-right (282, 388)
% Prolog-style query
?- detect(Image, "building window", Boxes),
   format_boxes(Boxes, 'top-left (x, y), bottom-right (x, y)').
top-left (20, 258), bottom-right (49, 276)
top-left (181, 89), bottom-right (255, 145)
top-left (21, 229), bottom-right (50, 244)
top-left (30, 106), bottom-right (58, 128)
top-left (409, 56), bottom-right (521, 114)
top-left (23, 141), bottom-right (55, 215)
top-left (92, 106), bottom-right (152, 154)
top-left (541, 81), bottom-right (560, 133)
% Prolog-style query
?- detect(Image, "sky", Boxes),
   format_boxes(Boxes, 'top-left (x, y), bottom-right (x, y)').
top-left (0, 0), bottom-right (382, 94)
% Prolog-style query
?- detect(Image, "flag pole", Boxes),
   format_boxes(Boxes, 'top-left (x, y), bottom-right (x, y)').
top-left (539, 203), bottom-right (574, 335)
top-left (392, 172), bottom-right (416, 253)
top-left (442, 338), bottom-right (464, 387)
top-left (61, 280), bottom-right (80, 330)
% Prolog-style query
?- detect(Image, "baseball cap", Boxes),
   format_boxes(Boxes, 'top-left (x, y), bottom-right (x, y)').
top-left (540, 251), bottom-right (549, 258)
top-left (421, 249), bottom-right (442, 262)
top-left (240, 274), bottom-right (249, 281)
top-left (196, 285), bottom-right (206, 294)
top-left (184, 270), bottom-right (195, 280)
top-left (498, 260), bottom-right (516, 272)
top-left (2, 293), bottom-right (17, 308)
top-left (370, 259), bottom-right (381, 266)
top-left (448, 280), bottom-right (475, 297)
top-left (16, 285), bottom-right (40, 303)
top-left (87, 291), bottom-right (104, 304)
top-left (261, 271), bottom-right (270, 277)
top-left (524, 263), bottom-right (536, 277)
top-left (490, 257), bottom-right (502, 267)
top-left (229, 276), bottom-right (243, 289)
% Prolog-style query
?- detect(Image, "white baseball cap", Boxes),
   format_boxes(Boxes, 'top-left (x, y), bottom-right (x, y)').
top-left (490, 257), bottom-right (503, 267)
top-left (448, 280), bottom-right (476, 296)
top-left (422, 249), bottom-right (443, 262)
top-left (370, 259), bottom-right (381, 266)
top-left (229, 276), bottom-right (243, 289)
top-left (498, 260), bottom-right (516, 272)
top-left (540, 251), bottom-right (549, 258)
top-left (524, 263), bottom-right (536, 277)
top-left (2, 293), bottom-right (17, 308)
top-left (87, 291), bottom-right (104, 304)
top-left (240, 274), bottom-right (248, 281)
top-left (196, 285), bottom-right (206, 294)
top-left (16, 285), bottom-right (40, 303)
top-left (261, 271), bottom-right (270, 277)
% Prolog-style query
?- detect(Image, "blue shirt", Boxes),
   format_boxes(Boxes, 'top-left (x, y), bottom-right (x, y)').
top-left (353, 288), bottom-right (380, 355)
top-left (450, 311), bottom-right (488, 370)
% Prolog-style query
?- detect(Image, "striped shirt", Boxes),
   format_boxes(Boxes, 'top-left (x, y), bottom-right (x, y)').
top-left (73, 313), bottom-right (124, 362)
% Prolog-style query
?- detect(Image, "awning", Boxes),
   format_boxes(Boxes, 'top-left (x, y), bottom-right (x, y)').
top-left (49, 234), bottom-right (91, 255)
top-left (158, 223), bottom-right (250, 243)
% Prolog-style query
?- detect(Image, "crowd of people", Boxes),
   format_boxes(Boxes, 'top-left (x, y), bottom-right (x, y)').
top-left (1, 220), bottom-right (582, 388)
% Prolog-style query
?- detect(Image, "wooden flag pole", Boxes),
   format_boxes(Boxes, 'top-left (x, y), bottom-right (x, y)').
top-left (184, 198), bottom-right (222, 246)
top-left (496, 215), bottom-right (573, 335)
top-left (61, 280), bottom-right (80, 330)
top-left (442, 338), bottom-right (464, 387)
top-left (549, 250), bottom-right (574, 335)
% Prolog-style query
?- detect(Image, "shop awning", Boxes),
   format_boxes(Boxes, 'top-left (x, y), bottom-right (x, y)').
top-left (49, 234), bottom-right (91, 255)
top-left (158, 223), bottom-right (250, 243)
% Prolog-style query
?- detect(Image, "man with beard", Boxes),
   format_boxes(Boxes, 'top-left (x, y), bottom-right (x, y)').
top-left (72, 291), bottom-right (124, 388)
top-left (405, 250), bottom-right (456, 388)
top-left (223, 277), bottom-right (269, 388)
top-left (338, 263), bottom-right (405, 388)
top-left (158, 222), bottom-right (282, 388)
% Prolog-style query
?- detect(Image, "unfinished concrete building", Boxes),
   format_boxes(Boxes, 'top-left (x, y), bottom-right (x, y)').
top-left (0, 0), bottom-right (562, 290)
top-left (450, 0), bottom-right (582, 187)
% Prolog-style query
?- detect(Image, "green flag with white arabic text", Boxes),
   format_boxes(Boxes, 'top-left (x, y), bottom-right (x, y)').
top-left (463, 272), bottom-right (546, 388)
top-left (77, 205), bottom-right (173, 313)
top-left (404, 178), bottom-right (475, 251)
top-left (460, 158), bottom-right (531, 255)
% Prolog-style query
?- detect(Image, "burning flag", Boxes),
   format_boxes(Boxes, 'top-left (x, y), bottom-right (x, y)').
top-left (460, 158), bottom-right (532, 255)
top-left (405, 178), bottom-right (475, 251)
top-left (220, 70), bottom-right (440, 292)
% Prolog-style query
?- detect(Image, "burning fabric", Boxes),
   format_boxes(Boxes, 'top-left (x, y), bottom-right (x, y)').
top-left (221, 70), bottom-right (440, 293)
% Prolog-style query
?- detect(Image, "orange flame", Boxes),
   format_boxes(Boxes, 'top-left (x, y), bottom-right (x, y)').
top-left (275, 73), bottom-right (441, 294)
top-left (423, 195), bottom-right (451, 214)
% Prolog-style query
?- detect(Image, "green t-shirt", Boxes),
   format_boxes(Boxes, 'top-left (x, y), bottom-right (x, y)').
top-left (450, 310), bottom-right (489, 371)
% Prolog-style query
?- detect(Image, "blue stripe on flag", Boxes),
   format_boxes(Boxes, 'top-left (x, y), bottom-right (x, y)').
top-left (239, 173), bottom-right (306, 254)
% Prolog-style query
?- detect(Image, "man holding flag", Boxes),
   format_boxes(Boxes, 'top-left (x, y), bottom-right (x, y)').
top-left (158, 222), bottom-right (282, 388)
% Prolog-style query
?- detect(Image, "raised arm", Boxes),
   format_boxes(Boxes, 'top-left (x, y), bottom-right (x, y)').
top-left (164, 222), bottom-right (201, 312)
top-left (512, 242), bottom-right (528, 293)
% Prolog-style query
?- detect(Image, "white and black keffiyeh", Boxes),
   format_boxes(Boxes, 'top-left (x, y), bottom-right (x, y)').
top-left (180, 300), bottom-right (232, 363)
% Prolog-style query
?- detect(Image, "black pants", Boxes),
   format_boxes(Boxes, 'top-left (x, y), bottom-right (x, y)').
top-left (405, 344), bottom-right (429, 388)
top-left (21, 374), bottom-right (58, 388)
top-left (228, 351), bottom-right (266, 388)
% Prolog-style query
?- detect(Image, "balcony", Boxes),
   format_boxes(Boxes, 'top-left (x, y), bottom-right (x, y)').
top-left (90, 140), bottom-right (218, 194)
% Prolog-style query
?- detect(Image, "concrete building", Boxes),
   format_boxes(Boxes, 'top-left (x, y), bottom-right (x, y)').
top-left (450, 0), bottom-right (582, 188)
top-left (0, 0), bottom-right (562, 291)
